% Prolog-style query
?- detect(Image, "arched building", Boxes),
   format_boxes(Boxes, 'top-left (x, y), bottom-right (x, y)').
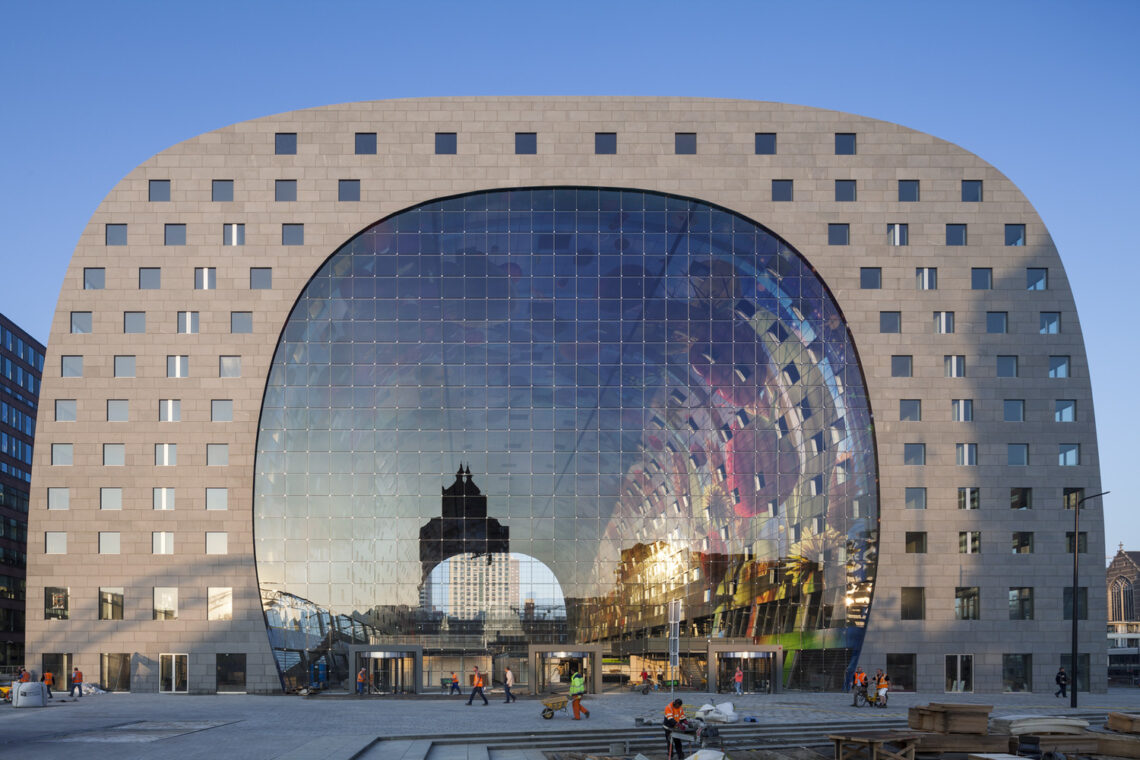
top-left (25, 98), bottom-right (1104, 693)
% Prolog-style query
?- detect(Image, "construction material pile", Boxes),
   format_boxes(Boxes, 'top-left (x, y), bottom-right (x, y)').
top-left (908, 703), bottom-right (992, 734)
top-left (1108, 713), bottom-right (1140, 734)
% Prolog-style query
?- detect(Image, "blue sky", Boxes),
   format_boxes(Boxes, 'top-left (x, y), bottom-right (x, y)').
top-left (2, 0), bottom-right (1137, 556)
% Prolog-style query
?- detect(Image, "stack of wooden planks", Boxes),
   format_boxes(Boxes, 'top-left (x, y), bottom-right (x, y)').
top-left (989, 715), bottom-right (1088, 736)
top-left (907, 703), bottom-right (992, 735)
top-left (1108, 712), bottom-right (1140, 733)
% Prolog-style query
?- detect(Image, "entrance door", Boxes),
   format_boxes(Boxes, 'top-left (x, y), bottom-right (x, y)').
top-left (536, 652), bottom-right (589, 694)
top-left (42, 653), bottom-right (70, 693)
top-left (356, 651), bottom-right (415, 694)
top-left (716, 653), bottom-right (774, 694)
top-left (216, 654), bottom-right (246, 693)
top-left (160, 653), bottom-right (189, 693)
top-left (945, 654), bottom-right (973, 692)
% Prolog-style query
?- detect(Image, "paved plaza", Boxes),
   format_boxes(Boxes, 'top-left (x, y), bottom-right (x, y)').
top-left (4, 687), bottom-right (1140, 759)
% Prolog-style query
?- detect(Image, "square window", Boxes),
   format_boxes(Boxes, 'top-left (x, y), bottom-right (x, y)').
top-left (1006, 224), bottom-right (1026, 246)
top-left (956, 442), bottom-right (978, 466)
top-left (435, 132), bottom-right (457, 154)
top-left (83, 268), bottom-right (105, 290)
top-left (934, 311), bottom-right (955, 334)
top-left (282, 223), bottom-right (304, 245)
top-left (211, 399), bottom-right (233, 421)
top-left (972, 267), bottom-right (993, 290)
top-left (1027, 267), bottom-right (1048, 290)
top-left (100, 588), bottom-right (125, 620)
top-left (114, 355), bottom-right (135, 378)
top-left (159, 399), bottom-right (180, 422)
top-left (208, 587), bottom-right (233, 620)
top-left (834, 132), bottom-right (856, 155)
top-left (835, 179), bottom-right (856, 202)
top-left (250, 267), bottom-right (272, 289)
top-left (70, 312), bottom-right (92, 334)
top-left (828, 223), bottom-right (849, 245)
top-left (274, 132), bottom-right (297, 155)
top-left (1007, 443), bottom-right (1029, 466)
top-left (1040, 312), bottom-right (1061, 334)
top-left (904, 443), bottom-right (926, 465)
top-left (958, 486), bottom-right (980, 510)
top-left (961, 180), bottom-right (983, 202)
top-left (55, 399), bottom-right (76, 421)
top-left (338, 179), bottom-right (360, 202)
top-left (771, 179), bottom-right (793, 202)
top-left (674, 132), bottom-right (697, 154)
top-left (899, 399), bottom-right (921, 421)
top-left (915, 266), bottom-right (936, 289)
top-left (355, 132), bottom-right (377, 154)
top-left (176, 311), bottom-right (199, 334)
top-left (153, 586), bottom-right (178, 619)
top-left (946, 224), bottom-right (967, 246)
top-left (901, 587), bottom-right (925, 620)
top-left (905, 486), bottom-right (927, 510)
top-left (149, 179), bottom-right (170, 202)
top-left (219, 356), bottom-right (241, 378)
top-left (222, 224), bottom-right (244, 246)
top-left (1063, 487), bottom-right (1085, 510)
top-left (1055, 399), bottom-right (1076, 422)
top-left (898, 179), bottom-right (919, 202)
top-left (1009, 588), bottom-right (1034, 620)
top-left (45, 586), bottom-right (69, 619)
top-left (205, 532), bottom-right (228, 555)
top-left (99, 532), bottom-right (120, 555)
top-left (859, 267), bottom-right (881, 289)
top-left (106, 399), bottom-right (129, 422)
top-left (47, 487), bottom-right (70, 510)
top-left (1003, 399), bottom-right (1025, 422)
top-left (905, 532), bottom-right (927, 553)
top-left (1063, 587), bottom-right (1088, 620)
top-left (891, 355), bottom-right (912, 378)
top-left (955, 587), bottom-right (981, 620)
top-left (514, 132), bottom-right (537, 154)
top-left (206, 487), bottom-right (229, 511)
top-left (1012, 531), bottom-right (1034, 554)
top-left (207, 443), bottom-right (229, 466)
top-left (164, 224), bottom-right (186, 246)
top-left (45, 533), bottom-right (67, 555)
top-left (754, 133), bottom-right (776, 154)
top-left (100, 487), bottom-right (122, 511)
top-left (889, 223), bottom-right (909, 246)
top-left (152, 532), bottom-right (174, 554)
top-left (153, 487), bottom-right (175, 511)
top-left (594, 132), bottom-right (617, 154)
top-left (879, 311), bottom-right (901, 333)
top-left (212, 179), bottom-right (233, 202)
top-left (951, 399), bottom-right (974, 421)
top-left (986, 312), bottom-right (1008, 334)
top-left (61, 355), bottom-right (83, 378)
top-left (275, 179), bottom-right (297, 202)
top-left (958, 531), bottom-right (981, 553)
top-left (996, 355), bottom-right (1018, 377)
top-left (167, 355), bottom-right (188, 378)
top-left (123, 311), bottom-right (145, 334)
top-left (191, 269), bottom-right (214, 292)
top-left (105, 223), bottom-right (127, 245)
top-left (51, 443), bottom-right (73, 466)
top-left (139, 267), bottom-right (161, 289)
top-left (945, 355), bottom-right (966, 377)
top-left (155, 443), bottom-right (177, 466)
top-left (1010, 487), bottom-right (1032, 510)
top-left (1059, 443), bottom-right (1080, 466)
top-left (230, 312), bottom-right (253, 333)
top-left (1066, 532), bottom-right (1089, 555)
top-left (1049, 355), bottom-right (1070, 378)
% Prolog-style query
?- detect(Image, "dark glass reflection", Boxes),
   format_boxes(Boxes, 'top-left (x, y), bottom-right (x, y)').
top-left (254, 188), bottom-right (878, 691)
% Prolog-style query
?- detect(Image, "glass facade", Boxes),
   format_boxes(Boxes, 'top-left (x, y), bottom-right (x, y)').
top-left (253, 187), bottom-right (878, 691)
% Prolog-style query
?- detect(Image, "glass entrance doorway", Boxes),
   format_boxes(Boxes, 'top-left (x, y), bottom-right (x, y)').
top-left (160, 653), bottom-right (188, 693)
top-left (536, 651), bottom-right (589, 694)
top-left (945, 654), bottom-right (973, 692)
top-left (715, 651), bottom-right (774, 694)
top-left (356, 651), bottom-right (415, 694)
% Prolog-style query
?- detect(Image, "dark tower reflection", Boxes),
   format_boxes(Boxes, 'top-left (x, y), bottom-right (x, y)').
top-left (419, 465), bottom-right (511, 584)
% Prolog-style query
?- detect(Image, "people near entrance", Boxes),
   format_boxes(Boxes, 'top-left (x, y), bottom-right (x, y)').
top-left (569, 670), bottom-right (590, 719)
top-left (18, 667), bottom-right (30, 682)
top-left (851, 667), bottom-right (867, 705)
top-left (356, 667), bottom-right (367, 696)
top-left (502, 666), bottom-right (516, 703)
top-left (664, 698), bottom-right (687, 758)
top-left (449, 671), bottom-right (462, 695)
top-left (1055, 666), bottom-right (1068, 698)
top-left (42, 669), bottom-right (54, 698)
top-left (734, 666), bottom-right (744, 695)
top-left (466, 666), bottom-right (488, 706)
top-left (875, 669), bottom-right (890, 706)
top-left (70, 667), bottom-right (83, 698)
top-left (640, 668), bottom-right (650, 685)
top-left (656, 669), bottom-right (663, 690)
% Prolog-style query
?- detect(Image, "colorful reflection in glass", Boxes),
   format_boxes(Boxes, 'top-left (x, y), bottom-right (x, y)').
top-left (254, 188), bottom-right (877, 690)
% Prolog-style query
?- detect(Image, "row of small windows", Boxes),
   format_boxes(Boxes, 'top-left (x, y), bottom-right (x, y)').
top-left (828, 223), bottom-right (1020, 246)
top-left (58, 355), bottom-right (242, 379)
top-left (890, 354), bottom-right (1071, 378)
top-left (71, 309), bottom-right (257, 335)
top-left (901, 442), bottom-right (1082, 467)
top-left (50, 442), bottom-right (231, 467)
top-left (43, 585), bottom-right (232, 622)
top-left (905, 486), bottom-right (1086, 511)
top-left (107, 222), bottom-right (301, 247)
top-left (1, 356), bottom-right (40, 397)
top-left (46, 486), bottom-right (229, 511)
top-left (898, 586), bottom-right (1088, 621)
top-left (879, 310), bottom-right (1065, 335)
top-left (0, 432), bottom-right (33, 467)
top-left (1, 400), bottom-right (35, 436)
top-left (771, 179), bottom-right (990, 206)
top-left (46, 531), bottom-right (228, 557)
top-left (863, 267), bottom-right (1048, 290)
top-left (54, 398), bottom-right (232, 423)
top-left (84, 267), bottom-right (268, 292)
top-left (0, 325), bottom-right (44, 370)
top-left (898, 398), bottom-right (1077, 423)
top-left (905, 531), bottom-right (1087, 556)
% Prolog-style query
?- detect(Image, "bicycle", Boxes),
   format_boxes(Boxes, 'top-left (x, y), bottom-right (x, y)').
top-left (853, 683), bottom-right (888, 708)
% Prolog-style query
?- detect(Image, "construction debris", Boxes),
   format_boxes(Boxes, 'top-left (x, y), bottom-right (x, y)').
top-left (907, 703), bottom-right (992, 734)
top-left (1108, 712), bottom-right (1140, 734)
top-left (988, 715), bottom-right (1090, 735)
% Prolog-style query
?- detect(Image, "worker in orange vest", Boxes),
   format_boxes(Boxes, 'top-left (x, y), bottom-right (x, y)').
top-left (466, 666), bottom-right (488, 705)
top-left (356, 667), bottom-right (367, 696)
top-left (449, 671), bottom-right (461, 695)
top-left (875, 669), bottom-right (890, 706)
top-left (851, 667), bottom-right (867, 705)
top-left (70, 667), bottom-right (83, 698)
top-left (18, 667), bottom-right (30, 682)
top-left (42, 669), bottom-right (54, 698)
top-left (664, 698), bottom-right (686, 758)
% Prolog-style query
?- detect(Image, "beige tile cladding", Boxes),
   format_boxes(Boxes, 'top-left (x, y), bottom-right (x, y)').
top-left (26, 98), bottom-right (1104, 693)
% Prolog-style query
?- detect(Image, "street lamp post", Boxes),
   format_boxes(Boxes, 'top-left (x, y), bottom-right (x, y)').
top-left (1071, 490), bottom-right (1109, 709)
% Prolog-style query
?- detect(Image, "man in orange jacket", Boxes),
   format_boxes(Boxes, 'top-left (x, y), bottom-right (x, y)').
top-left (466, 666), bottom-right (488, 705)
top-left (664, 698), bottom-right (686, 758)
top-left (852, 667), bottom-right (867, 705)
top-left (70, 667), bottom-right (83, 698)
top-left (42, 669), bottom-right (54, 698)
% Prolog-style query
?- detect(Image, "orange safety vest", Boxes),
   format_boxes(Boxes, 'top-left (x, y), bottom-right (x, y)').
top-left (853, 671), bottom-right (866, 686)
top-left (357, 670), bottom-right (365, 683)
top-left (876, 674), bottom-right (889, 689)
top-left (473, 673), bottom-right (483, 688)
top-left (665, 703), bottom-right (684, 722)
top-left (43, 672), bottom-right (54, 686)
top-left (451, 673), bottom-right (458, 683)
top-left (74, 671), bottom-right (83, 683)
top-left (19, 671), bottom-right (30, 682)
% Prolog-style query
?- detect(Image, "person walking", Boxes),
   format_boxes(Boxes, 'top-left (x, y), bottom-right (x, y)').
top-left (449, 671), bottom-right (462, 695)
top-left (503, 666), bottom-right (516, 703)
top-left (569, 670), bottom-right (590, 719)
top-left (1055, 666), bottom-right (1068, 698)
top-left (733, 666), bottom-right (744, 695)
top-left (42, 669), bottom-right (54, 699)
top-left (70, 667), bottom-right (83, 698)
top-left (356, 667), bottom-right (367, 696)
top-left (466, 666), bottom-right (488, 705)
